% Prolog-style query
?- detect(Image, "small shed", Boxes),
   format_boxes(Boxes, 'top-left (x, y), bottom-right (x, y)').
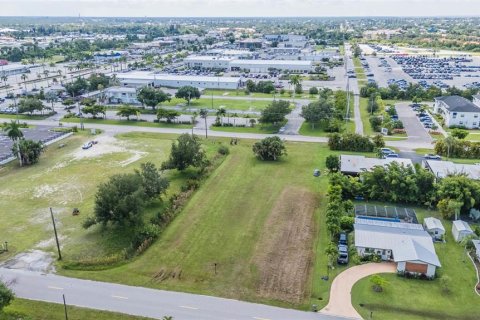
top-left (452, 220), bottom-right (473, 242)
top-left (423, 217), bottom-right (445, 240)
top-left (472, 240), bottom-right (480, 261)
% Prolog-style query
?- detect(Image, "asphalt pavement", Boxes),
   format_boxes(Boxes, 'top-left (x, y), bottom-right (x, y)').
top-left (0, 268), bottom-right (347, 320)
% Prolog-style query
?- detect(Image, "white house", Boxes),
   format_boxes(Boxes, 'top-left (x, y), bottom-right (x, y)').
top-left (452, 220), bottom-right (474, 242)
top-left (423, 160), bottom-right (480, 180)
top-left (423, 217), bottom-right (445, 240)
top-left (433, 95), bottom-right (480, 129)
top-left (472, 239), bottom-right (480, 260)
top-left (473, 94), bottom-right (480, 107)
top-left (354, 218), bottom-right (441, 278)
top-left (340, 155), bottom-right (414, 176)
top-left (105, 87), bottom-right (139, 104)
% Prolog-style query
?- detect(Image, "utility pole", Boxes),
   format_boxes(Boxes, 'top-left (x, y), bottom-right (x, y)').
top-left (50, 207), bottom-right (62, 260)
top-left (63, 294), bottom-right (69, 320)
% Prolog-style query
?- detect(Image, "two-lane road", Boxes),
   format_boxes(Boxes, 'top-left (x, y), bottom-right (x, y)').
top-left (0, 268), bottom-right (348, 320)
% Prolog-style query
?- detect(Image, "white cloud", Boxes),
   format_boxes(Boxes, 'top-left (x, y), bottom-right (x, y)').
top-left (0, 0), bottom-right (478, 17)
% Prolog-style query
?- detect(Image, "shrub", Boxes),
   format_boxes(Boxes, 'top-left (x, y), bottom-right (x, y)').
top-left (328, 133), bottom-right (375, 152)
top-left (217, 145), bottom-right (230, 155)
top-left (0, 281), bottom-right (14, 311)
top-left (326, 154), bottom-right (340, 172)
top-left (309, 87), bottom-right (319, 95)
top-left (252, 136), bottom-right (287, 161)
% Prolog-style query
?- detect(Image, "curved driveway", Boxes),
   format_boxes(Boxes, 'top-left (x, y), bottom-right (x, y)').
top-left (320, 263), bottom-right (396, 319)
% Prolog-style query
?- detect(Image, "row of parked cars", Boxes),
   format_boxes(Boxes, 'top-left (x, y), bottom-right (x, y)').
top-left (337, 232), bottom-right (349, 264)
top-left (411, 104), bottom-right (436, 129)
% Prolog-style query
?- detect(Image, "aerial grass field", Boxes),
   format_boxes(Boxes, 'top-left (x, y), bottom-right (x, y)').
top-left (210, 123), bottom-right (280, 134)
top-left (162, 97), bottom-right (273, 111)
top-left (2, 298), bottom-right (153, 320)
top-left (299, 120), bottom-right (355, 137)
top-left (352, 207), bottom-right (480, 320)
top-left (202, 89), bottom-right (317, 100)
top-left (60, 117), bottom-right (193, 129)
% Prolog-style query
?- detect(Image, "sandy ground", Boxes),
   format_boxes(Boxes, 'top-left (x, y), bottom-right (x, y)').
top-left (253, 187), bottom-right (317, 303)
top-left (320, 262), bottom-right (396, 319)
top-left (1, 250), bottom-right (55, 273)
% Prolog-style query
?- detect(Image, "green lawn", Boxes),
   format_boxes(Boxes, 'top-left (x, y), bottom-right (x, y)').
top-left (299, 120), bottom-right (355, 137)
top-left (211, 124), bottom-right (280, 134)
top-left (2, 298), bottom-right (153, 320)
top-left (352, 207), bottom-right (480, 320)
top-left (466, 133), bottom-right (480, 141)
top-left (202, 89), bottom-right (316, 100)
top-left (162, 97), bottom-right (274, 111)
top-left (60, 117), bottom-right (193, 129)
top-left (359, 97), bottom-right (374, 136)
top-left (0, 114), bottom-right (52, 120)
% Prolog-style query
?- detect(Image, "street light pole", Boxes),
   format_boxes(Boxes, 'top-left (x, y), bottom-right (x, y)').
top-left (50, 207), bottom-right (62, 260)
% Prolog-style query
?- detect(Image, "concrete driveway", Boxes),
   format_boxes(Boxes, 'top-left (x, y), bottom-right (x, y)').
top-left (320, 262), bottom-right (396, 319)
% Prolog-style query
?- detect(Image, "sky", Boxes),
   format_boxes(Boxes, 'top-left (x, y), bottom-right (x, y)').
top-left (0, 0), bottom-right (479, 17)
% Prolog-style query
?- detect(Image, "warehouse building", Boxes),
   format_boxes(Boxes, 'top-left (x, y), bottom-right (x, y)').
top-left (229, 59), bottom-right (312, 73)
top-left (116, 72), bottom-right (241, 90)
top-left (0, 64), bottom-right (31, 77)
top-left (183, 56), bottom-right (232, 70)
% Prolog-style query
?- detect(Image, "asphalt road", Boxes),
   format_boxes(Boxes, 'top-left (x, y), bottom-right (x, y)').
top-left (0, 268), bottom-right (347, 320)
top-left (395, 102), bottom-right (432, 144)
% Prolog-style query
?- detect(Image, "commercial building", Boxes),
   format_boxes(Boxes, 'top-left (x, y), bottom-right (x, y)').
top-left (238, 39), bottom-right (263, 49)
top-left (452, 220), bottom-right (474, 242)
top-left (423, 160), bottom-right (480, 180)
top-left (229, 59), bottom-right (312, 73)
top-left (340, 155), bottom-right (414, 176)
top-left (354, 218), bottom-right (441, 278)
top-left (183, 56), bottom-right (232, 70)
top-left (0, 64), bottom-right (31, 77)
top-left (433, 95), bottom-right (480, 129)
top-left (116, 72), bottom-right (241, 90)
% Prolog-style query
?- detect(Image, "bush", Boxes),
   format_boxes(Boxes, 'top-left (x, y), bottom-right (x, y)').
top-left (328, 133), bottom-right (375, 152)
top-left (369, 116), bottom-right (383, 132)
top-left (340, 216), bottom-right (354, 232)
top-left (326, 154), bottom-right (340, 172)
top-left (131, 224), bottom-right (160, 249)
top-left (0, 281), bottom-right (14, 311)
top-left (217, 145), bottom-right (230, 155)
top-left (252, 136), bottom-right (287, 161)
top-left (309, 87), bottom-right (319, 95)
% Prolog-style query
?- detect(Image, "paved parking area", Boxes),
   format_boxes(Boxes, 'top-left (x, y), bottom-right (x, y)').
top-left (0, 125), bottom-right (68, 163)
top-left (395, 102), bottom-right (432, 144)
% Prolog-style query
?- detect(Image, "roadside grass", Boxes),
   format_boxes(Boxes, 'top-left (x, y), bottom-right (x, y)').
top-left (162, 97), bottom-right (273, 111)
top-left (60, 117), bottom-right (193, 129)
top-left (211, 124), bottom-right (280, 134)
top-left (202, 89), bottom-right (316, 100)
top-left (1, 298), bottom-right (153, 320)
top-left (359, 97), bottom-right (374, 136)
top-left (0, 113), bottom-right (52, 120)
top-left (299, 120), bottom-right (355, 137)
top-left (352, 207), bottom-right (480, 320)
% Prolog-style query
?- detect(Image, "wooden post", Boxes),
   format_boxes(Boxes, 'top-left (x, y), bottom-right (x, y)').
top-left (50, 208), bottom-right (62, 260)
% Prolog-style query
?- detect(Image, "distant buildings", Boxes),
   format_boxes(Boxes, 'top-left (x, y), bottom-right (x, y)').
top-left (0, 64), bottom-right (31, 77)
top-left (434, 95), bottom-right (480, 129)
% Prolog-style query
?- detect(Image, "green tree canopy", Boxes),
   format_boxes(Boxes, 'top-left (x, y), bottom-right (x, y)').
top-left (175, 86), bottom-right (201, 105)
top-left (157, 108), bottom-right (180, 123)
top-left (259, 100), bottom-right (291, 124)
top-left (116, 105), bottom-right (138, 120)
top-left (252, 136), bottom-right (287, 161)
top-left (161, 134), bottom-right (207, 171)
top-left (137, 87), bottom-right (171, 110)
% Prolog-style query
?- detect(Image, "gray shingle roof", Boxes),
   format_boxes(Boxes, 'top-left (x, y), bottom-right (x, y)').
top-left (435, 95), bottom-right (480, 113)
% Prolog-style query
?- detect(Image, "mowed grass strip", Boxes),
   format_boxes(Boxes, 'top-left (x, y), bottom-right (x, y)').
top-left (2, 298), bottom-right (154, 320)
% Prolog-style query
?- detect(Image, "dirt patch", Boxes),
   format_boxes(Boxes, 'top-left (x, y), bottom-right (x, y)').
top-left (1, 250), bottom-right (55, 273)
top-left (69, 134), bottom-right (126, 160)
top-left (252, 186), bottom-right (317, 303)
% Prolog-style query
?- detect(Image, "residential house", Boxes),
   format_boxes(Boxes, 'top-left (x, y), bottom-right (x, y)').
top-left (340, 155), bottom-right (414, 176)
top-left (452, 220), bottom-right (474, 242)
top-left (433, 95), bottom-right (480, 129)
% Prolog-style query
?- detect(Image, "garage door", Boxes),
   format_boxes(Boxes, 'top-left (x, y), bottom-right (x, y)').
top-left (405, 262), bottom-right (428, 273)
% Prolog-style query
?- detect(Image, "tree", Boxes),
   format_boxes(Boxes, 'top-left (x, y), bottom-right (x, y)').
top-left (157, 108), bottom-right (180, 123)
top-left (175, 86), bottom-right (201, 105)
top-left (12, 139), bottom-right (44, 165)
top-left (135, 162), bottom-right (169, 200)
top-left (1, 75), bottom-right (8, 89)
top-left (324, 242), bottom-right (338, 269)
top-left (65, 77), bottom-right (89, 97)
top-left (20, 73), bottom-right (28, 91)
top-left (326, 155), bottom-right (340, 172)
top-left (216, 107), bottom-right (226, 125)
top-left (370, 275), bottom-right (388, 292)
top-left (451, 128), bottom-right (469, 140)
top-left (162, 134), bottom-right (207, 171)
top-left (436, 175), bottom-right (480, 217)
top-left (3, 120), bottom-right (24, 166)
top-left (289, 74), bottom-right (301, 101)
top-left (0, 281), bottom-right (14, 312)
top-left (301, 98), bottom-right (334, 128)
top-left (252, 136), bottom-right (287, 161)
top-left (88, 73), bottom-right (110, 91)
top-left (137, 87), bottom-right (171, 110)
top-left (82, 105), bottom-right (106, 119)
top-left (45, 90), bottom-right (58, 111)
top-left (309, 87), bottom-right (319, 95)
top-left (372, 134), bottom-right (385, 148)
top-left (18, 97), bottom-right (45, 115)
top-left (259, 100), bottom-right (291, 125)
top-left (199, 108), bottom-right (208, 138)
top-left (117, 105), bottom-right (138, 121)
top-left (90, 173), bottom-right (146, 227)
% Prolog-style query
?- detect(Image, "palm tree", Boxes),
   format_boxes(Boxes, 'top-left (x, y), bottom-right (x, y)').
top-left (1, 75), bottom-right (8, 89)
top-left (199, 108), bottom-right (209, 138)
top-left (289, 74), bottom-right (302, 102)
top-left (216, 107), bottom-right (226, 125)
top-left (43, 70), bottom-right (50, 86)
top-left (3, 120), bottom-right (24, 166)
top-left (444, 135), bottom-right (456, 159)
top-left (20, 73), bottom-right (28, 91)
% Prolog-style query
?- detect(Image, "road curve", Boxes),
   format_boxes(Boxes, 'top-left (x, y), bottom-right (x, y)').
top-left (0, 268), bottom-right (347, 320)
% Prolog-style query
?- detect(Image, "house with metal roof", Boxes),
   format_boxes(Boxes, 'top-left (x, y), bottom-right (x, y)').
top-left (340, 155), bottom-right (414, 176)
top-left (423, 159), bottom-right (480, 180)
top-left (434, 95), bottom-right (480, 129)
top-left (423, 217), bottom-right (445, 240)
top-left (354, 218), bottom-right (441, 278)
top-left (452, 220), bottom-right (474, 242)
top-left (472, 239), bottom-right (480, 261)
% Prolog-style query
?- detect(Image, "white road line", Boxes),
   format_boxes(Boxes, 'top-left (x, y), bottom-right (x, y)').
top-left (47, 286), bottom-right (63, 290)
top-left (112, 295), bottom-right (128, 300)
top-left (179, 305), bottom-right (199, 310)
top-left (253, 317), bottom-right (271, 320)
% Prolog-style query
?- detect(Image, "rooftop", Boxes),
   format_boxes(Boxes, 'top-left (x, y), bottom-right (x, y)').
top-left (230, 59), bottom-right (312, 66)
top-left (354, 218), bottom-right (441, 267)
top-left (423, 217), bottom-right (445, 232)
top-left (341, 155), bottom-right (414, 174)
top-left (435, 95), bottom-right (480, 113)
top-left (453, 220), bottom-right (473, 233)
top-left (116, 72), bottom-right (240, 84)
top-left (424, 160), bottom-right (480, 180)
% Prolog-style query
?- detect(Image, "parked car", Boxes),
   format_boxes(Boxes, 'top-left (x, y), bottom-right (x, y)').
top-left (380, 148), bottom-right (394, 155)
top-left (82, 141), bottom-right (93, 150)
top-left (424, 154), bottom-right (441, 160)
top-left (385, 153), bottom-right (399, 158)
top-left (339, 232), bottom-right (348, 246)
top-left (337, 245), bottom-right (349, 264)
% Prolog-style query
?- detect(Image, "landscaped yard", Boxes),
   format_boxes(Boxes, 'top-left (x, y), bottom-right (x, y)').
top-left (2, 298), bottom-right (153, 320)
top-left (351, 207), bottom-right (480, 320)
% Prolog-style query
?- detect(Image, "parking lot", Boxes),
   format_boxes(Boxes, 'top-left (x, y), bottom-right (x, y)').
top-left (395, 102), bottom-right (432, 143)
top-left (0, 125), bottom-right (69, 163)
